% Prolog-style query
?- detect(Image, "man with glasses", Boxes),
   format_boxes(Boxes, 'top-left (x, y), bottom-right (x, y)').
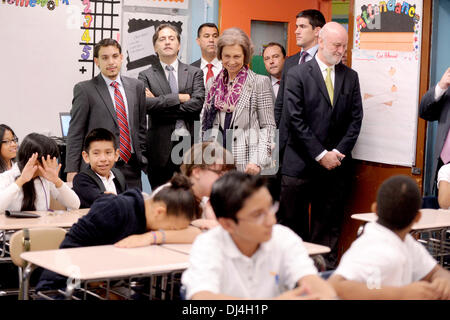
top-left (181, 171), bottom-right (336, 300)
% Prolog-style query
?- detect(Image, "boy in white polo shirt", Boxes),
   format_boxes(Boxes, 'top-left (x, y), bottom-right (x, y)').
top-left (181, 171), bottom-right (336, 299)
top-left (329, 175), bottom-right (450, 299)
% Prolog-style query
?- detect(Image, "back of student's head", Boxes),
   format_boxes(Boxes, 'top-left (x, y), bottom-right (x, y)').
top-left (180, 141), bottom-right (235, 177)
top-left (376, 175), bottom-right (422, 231)
top-left (210, 171), bottom-right (266, 222)
top-left (16, 133), bottom-right (60, 211)
top-left (83, 128), bottom-right (117, 152)
top-left (152, 173), bottom-right (201, 221)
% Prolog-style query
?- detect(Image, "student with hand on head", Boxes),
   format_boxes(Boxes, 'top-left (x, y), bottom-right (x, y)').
top-left (436, 163), bottom-right (450, 209)
top-left (0, 124), bottom-right (18, 173)
top-left (181, 171), bottom-right (336, 300)
top-left (72, 128), bottom-right (127, 208)
top-left (37, 173), bottom-right (201, 290)
top-left (0, 133), bottom-right (80, 213)
top-left (329, 175), bottom-right (450, 300)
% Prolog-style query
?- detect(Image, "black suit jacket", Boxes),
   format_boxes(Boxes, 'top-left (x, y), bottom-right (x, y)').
top-left (72, 167), bottom-right (127, 208)
top-left (191, 59), bottom-right (201, 68)
top-left (281, 59), bottom-right (363, 178)
top-left (419, 86), bottom-right (450, 191)
top-left (66, 75), bottom-right (147, 173)
top-left (138, 61), bottom-right (205, 168)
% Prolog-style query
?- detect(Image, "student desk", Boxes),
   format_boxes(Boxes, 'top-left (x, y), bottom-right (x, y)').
top-left (351, 208), bottom-right (450, 267)
top-left (162, 242), bottom-right (331, 256)
top-left (0, 209), bottom-right (89, 261)
top-left (20, 244), bottom-right (190, 300)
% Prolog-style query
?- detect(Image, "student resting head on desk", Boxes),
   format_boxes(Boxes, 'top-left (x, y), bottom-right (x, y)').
top-left (0, 124), bottom-right (18, 173)
top-left (181, 171), bottom-right (337, 300)
top-left (329, 175), bottom-right (450, 300)
top-left (181, 141), bottom-right (236, 230)
top-left (0, 133), bottom-right (80, 213)
top-left (72, 128), bottom-right (127, 208)
top-left (36, 173), bottom-right (202, 291)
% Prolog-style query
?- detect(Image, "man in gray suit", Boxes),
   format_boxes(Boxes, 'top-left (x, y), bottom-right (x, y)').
top-left (66, 39), bottom-right (147, 189)
top-left (138, 24), bottom-right (205, 189)
top-left (420, 67), bottom-right (450, 193)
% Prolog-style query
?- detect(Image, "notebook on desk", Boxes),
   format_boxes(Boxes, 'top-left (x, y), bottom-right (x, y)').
top-left (59, 112), bottom-right (71, 141)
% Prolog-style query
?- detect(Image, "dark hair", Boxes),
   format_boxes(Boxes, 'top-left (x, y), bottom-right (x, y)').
top-left (94, 39), bottom-right (122, 58)
top-left (209, 171), bottom-right (266, 222)
top-left (262, 42), bottom-right (286, 58)
top-left (17, 133), bottom-right (60, 211)
top-left (152, 24), bottom-right (181, 46)
top-left (153, 173), bottom-right (201, 221)
top-left (83, 128), bottom-right (117, 152)
top-left (296, 9), bottom-right (326, 29)
top-left (197, 23), bottom-right (219, 37)
top-left (376, 175), bottom-right (422, 231)
top-left (0, 124), bottom-right (17, 173)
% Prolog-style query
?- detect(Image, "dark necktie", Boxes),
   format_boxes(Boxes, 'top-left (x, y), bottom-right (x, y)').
top-left (299, 51), bottom-right (308, 64)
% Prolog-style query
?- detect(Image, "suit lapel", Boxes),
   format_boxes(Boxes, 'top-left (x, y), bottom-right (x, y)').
top-left (231, 70), bottom-right (254, 124)
top-left (310, 59), bottom-right (332, 106)
top-left (178, 61), bottom-right (188, 93)
top-left (152, 63), bottom-right (172, 94)
top-left (333, 63), bottom-right (345, 106)
top-left (94, 75), bottom-right (117, 122)
top-left (121, 76), bottom-right (135, 132)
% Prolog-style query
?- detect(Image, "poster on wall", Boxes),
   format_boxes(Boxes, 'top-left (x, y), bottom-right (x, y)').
top-left (123, 0), bottom-right (189, 9)
top-left (121, 12), bottom-right (188, 78)
top-left (351, 0), bottom-right (423, 166)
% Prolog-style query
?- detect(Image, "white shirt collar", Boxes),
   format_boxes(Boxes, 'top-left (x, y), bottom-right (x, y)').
top-left (101, 73), bottom-right (123, 88)
top-left (221, 226), bottom-right (271, 260)
top-left (366, 222), bottom-right (407, 246)
top-left (95, 170), bottom-right (115, 183)
top-left (270, 75), bottom-right (280, 86)
top-left (315, 54), bottom-right (335, 73)
top-left (200, 57), bottom-right (220, 70)
top-left (160, 59), bottom-right (179, 73)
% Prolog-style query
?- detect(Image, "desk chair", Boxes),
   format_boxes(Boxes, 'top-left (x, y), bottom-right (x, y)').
top-left (9, 227), bottom-right (67, 300)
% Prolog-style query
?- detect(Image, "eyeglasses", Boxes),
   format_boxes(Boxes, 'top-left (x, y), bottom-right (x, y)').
top-left (1, 138), bottom-right (19, 146)
top-left (204, 167), bottom-right (228, 176)
top-left (237, 201), bottom-right (279, 225)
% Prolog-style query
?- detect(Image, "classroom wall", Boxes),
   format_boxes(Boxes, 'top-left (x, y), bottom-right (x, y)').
top-left (219, 0), bottom-right (332, 56)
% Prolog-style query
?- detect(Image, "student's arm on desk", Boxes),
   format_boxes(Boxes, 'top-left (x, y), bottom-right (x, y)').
top-left (438, 181), bottom-right (450, 209)
top-left (328, 274), bottom-right (440, 299)
top-left (421, 265), bottom-right (450, 300)
top-left (114, 226), bottom-right (202, 248)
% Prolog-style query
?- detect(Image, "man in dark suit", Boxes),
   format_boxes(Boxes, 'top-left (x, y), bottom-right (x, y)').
top-left (419, 67), bottom-right (450, 194)
top-left (274, 9), bottom-right (325, 127)
top-left (66, 39), bottom-right (147, 189)
top-left (138, 24), bottom-right (205, 189)
top-left (191, 23), bottom-right (222, 87)
top-left (279, 22), bottom-right (363, 269)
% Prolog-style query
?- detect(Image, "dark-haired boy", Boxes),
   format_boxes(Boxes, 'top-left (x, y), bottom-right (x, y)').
top-left (329, 175), bottom-right (450, 299)
top-left (181, 171), bottom-right (336, 299)
top-left (73, 128), bottom-right (127, 208)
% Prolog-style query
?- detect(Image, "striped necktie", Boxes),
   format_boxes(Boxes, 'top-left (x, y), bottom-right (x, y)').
top-left (111, 81), bottom-right (131, 162)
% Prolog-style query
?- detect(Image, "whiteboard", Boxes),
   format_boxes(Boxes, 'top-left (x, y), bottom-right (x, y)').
top-left (0, 1), bottom-right (121, 140)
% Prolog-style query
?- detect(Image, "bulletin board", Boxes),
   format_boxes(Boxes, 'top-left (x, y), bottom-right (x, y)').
top-left (351, 0), bottom-right (423, 166)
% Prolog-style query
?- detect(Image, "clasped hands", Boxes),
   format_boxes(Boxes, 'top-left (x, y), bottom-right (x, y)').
top-left (319, 150), bottom-right (346, 170)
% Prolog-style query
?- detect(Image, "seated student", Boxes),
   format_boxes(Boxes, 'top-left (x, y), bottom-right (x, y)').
top-left (437, 163), bottom-right (450, 209)
top-left (181, 141), bottom-right (235, 230)
top-left (37, 173), bottom-right (201, 290)
top-left (329, 175), bottom-right (450, 300)
top-left (73, 128), bottom-right (127, 208)
top-left (0, 133), bottom-right (80, 213)
top-left (181, 171), bottom-right (336, 300)
top-left (0, 124), bottom-right (18, 173)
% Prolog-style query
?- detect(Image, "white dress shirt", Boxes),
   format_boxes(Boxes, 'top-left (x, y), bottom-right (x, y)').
top-left (299, 44), bottom-right (319, 64)
top-left (200, 57), bottom-right (222, 86)
top-left (181, 224), bottom-right (318, 299)
top-left (335, 222), bottom-right (437, 287)
top-left (102, 73), bottom-right (134, 153)
top-left (0, 163), bottom-right (80, 212)
top-left (95, 171), bottom-right (117, 195)
top-left (270, 75), bottom-right (281, 98)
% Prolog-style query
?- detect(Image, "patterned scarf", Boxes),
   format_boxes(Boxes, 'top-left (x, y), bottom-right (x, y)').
top-left (202, 65), bottom-right (248, 132)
